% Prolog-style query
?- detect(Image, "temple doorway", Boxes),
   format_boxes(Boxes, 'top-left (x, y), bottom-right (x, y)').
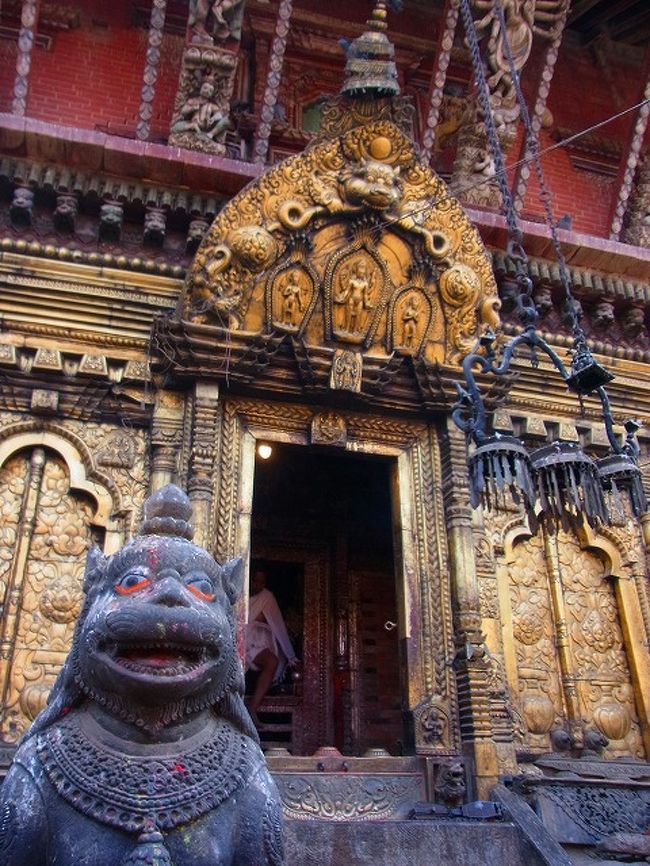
top-left (248, 443), bottom-right (404, 757)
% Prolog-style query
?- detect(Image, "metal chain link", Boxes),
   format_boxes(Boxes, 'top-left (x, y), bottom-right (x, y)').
top-left (458, 0), bottom-right (535, 316)
top-left (458, 0), bottom-right (521, 242)
top-left (493, 0), bottom-right (584, 341)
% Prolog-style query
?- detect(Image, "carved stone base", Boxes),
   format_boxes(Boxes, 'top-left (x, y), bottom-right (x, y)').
top-left (513, 755), bottom-right (650, 856)
top-left (169, 45), bottom-right (237, 155)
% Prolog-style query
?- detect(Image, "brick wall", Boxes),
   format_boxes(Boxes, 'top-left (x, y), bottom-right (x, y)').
top-left (0, 1), bottom-right (646, 242)
top-left (519, 38), bottom-right (646, 237)
top-left (1, 0), bottom-right (183, 139)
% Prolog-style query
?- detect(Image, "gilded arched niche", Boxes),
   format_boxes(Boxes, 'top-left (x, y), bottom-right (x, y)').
top-left (0, 430), bottom-right (121, 744)
top-left (181, 120), bottom-right (500, 373)
top-left (494, 520), bottom-right (645, 760)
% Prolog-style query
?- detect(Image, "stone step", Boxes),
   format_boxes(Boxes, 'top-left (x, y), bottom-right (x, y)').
top-left (283, 818), bottom-right (545, 866)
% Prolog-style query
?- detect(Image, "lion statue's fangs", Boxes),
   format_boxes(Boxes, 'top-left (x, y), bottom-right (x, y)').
top-left (0, 484), bottom-right (285, 866)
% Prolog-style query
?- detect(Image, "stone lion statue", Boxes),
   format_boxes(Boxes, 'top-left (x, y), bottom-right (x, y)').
top-left (0, 485), bottom-right (285, 866)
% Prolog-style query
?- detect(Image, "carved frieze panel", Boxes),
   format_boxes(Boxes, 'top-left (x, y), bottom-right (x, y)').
top-left (504, 534), bottom-right (565, 749)
top-left (557, 534), bottom-right (644, 759)
top-left (0, 415), bottom-right (151, 746)
top-left (492, 516), bottom-right (646, 760)
top-left (276, 772), bottom-right (424, 821)
top-left (0, 452), bottom-right (94, 743)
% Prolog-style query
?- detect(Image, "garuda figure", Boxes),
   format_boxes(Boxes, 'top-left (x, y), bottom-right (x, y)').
top-left (0, 485), bottom-right (285, 866)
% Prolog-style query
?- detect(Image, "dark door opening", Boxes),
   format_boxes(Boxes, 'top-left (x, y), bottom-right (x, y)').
top-left (249, 442), bottom-right (403, 757)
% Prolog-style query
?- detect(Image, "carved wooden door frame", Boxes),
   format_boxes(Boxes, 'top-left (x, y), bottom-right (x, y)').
top-left (189, 391), bottom-right (459, 756)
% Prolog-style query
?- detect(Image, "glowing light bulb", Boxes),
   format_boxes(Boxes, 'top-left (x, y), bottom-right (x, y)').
top-left (257, 443), bottom-right (273, 460)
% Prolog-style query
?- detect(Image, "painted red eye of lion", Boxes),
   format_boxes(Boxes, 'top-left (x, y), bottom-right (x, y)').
top-left (115, 573), bottom-right (151, 595)
top-left (186, 576), bottom-right (215, 602)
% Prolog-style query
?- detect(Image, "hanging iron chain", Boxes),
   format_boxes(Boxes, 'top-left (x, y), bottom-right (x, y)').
top-left (458, 0), bottom-right (535, 320)
top-left (492, 0), bottom-right (584, 341)
top-left (458, 0), bottom-right (519, 242)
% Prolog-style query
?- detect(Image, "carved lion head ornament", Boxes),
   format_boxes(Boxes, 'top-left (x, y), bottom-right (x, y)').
top-left (179, 120), bottom-right (501, 370)
top-left (25, 484), bottom-right (256, 741)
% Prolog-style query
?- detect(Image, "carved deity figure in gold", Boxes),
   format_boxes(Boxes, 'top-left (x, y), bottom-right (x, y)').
top-left (334, 258), bottom-right (374, 334)
top-left (279, 272), bottom-right (304, 328)
top-left (400, 294), bottom-right (422, 349)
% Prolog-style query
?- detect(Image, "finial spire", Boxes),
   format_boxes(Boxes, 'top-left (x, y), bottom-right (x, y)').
top-left (369, 1), bottom-right (389, 32)
top-left (340, 0), bottom-right (401, 99)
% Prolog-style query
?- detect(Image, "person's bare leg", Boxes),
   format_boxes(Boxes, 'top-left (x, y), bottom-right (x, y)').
top-left (249, 648), bottom-right (278, 725)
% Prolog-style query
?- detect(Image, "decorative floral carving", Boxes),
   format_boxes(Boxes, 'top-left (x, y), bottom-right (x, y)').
top-left (39, 577), bottom-right (83, 624)
top-left (95, 431), bottom-right (137, 469)
top-left (541, 785), bottom-right (650, 840)
top-left (593, 702), bottom-right (631, 742)
top-left (512, 599), bottom-right (545, 645)
top-left (0, 417), bottom-right (149, 742)
top-left (18, 682), bottom-right (51, 721)
top-left (277, 774), bottom-right (422, 821)
top-left (0, 453), bottom-right (95, 742)
top-left (522, 693), bottom-right (555, 735)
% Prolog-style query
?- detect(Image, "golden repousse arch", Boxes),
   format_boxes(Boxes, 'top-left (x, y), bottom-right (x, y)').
top-left (181, 120), bottom-right (500, 378)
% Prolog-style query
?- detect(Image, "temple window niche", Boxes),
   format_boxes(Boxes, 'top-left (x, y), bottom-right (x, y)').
top-left (301, 98), bottom-right (327, 135)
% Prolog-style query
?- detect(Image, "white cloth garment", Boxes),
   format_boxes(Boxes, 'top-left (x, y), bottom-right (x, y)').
top-left (245, 587), bottom-right (297, 683)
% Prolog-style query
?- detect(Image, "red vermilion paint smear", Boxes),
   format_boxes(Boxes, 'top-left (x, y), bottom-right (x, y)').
top-left (147, 544), bottom-right (161, 570)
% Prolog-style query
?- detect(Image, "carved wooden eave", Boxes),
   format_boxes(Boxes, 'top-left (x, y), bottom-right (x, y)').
top-left (159, 118), bottom-right (502, 415)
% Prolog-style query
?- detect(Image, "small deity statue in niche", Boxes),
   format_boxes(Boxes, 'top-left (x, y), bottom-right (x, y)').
top-left (334, 257), bottom-right (375, 334)
top-left (188, 0), bottom-right (245, 44)
top-left (421, 704), bottom-right (447, 746)
top-left (331, 349), bottom-right (362, 393)
top-left (400, 294), bottom-right (422, 349)
top-left (171, 78), bottom-right (231, 144)
top-left (279, 272), bottom-right (304, 327)
top-left (0, 484), bottom-right (285, 866)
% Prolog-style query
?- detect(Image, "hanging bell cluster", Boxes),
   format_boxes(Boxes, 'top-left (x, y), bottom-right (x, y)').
top-left (454, 0), bottom-right (647, 533)
top-left (468, 431), bottom-right (646, 532)
top-left (597, 452), bottom-right (648, 522)
top-left (531, 441), bottom-right (608, 533)
top-left (469, 435), bottom-right (536, 522)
